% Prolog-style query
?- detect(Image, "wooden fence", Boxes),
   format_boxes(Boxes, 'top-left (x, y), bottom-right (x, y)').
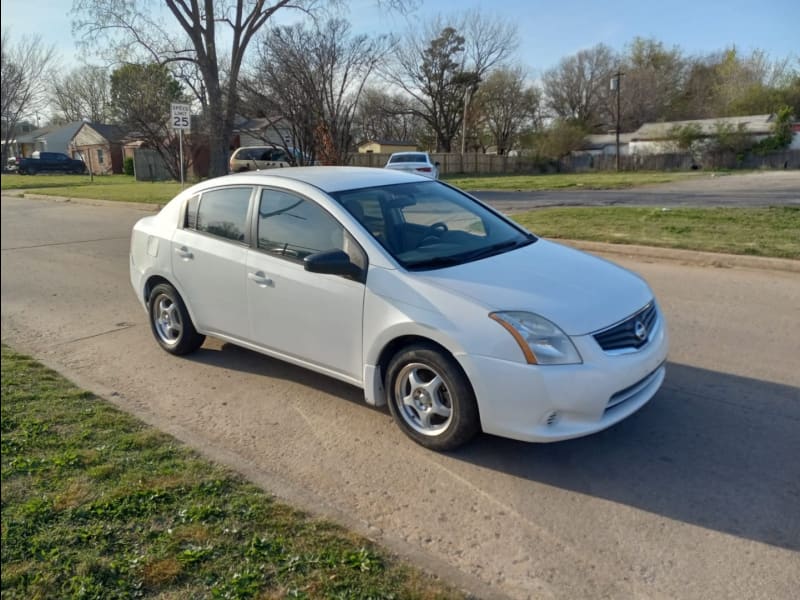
top-left (351, 149), bottom-right (800, 175)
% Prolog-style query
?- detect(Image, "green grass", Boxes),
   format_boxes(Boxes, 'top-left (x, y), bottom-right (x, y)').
top-left (0, 346), bottom-right (462, 599)
top-left (444, 171), bottom-right (706, 191)
top-left (5, 172), bottom-right (796, 259)
top-left (513, 206), bottom-right (800, 259)
top-left (1, 174), bottom-right (181, 204)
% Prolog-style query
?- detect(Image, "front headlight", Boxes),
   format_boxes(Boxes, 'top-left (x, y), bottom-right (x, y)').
top-left (490, 311), bottom-right (582, 365)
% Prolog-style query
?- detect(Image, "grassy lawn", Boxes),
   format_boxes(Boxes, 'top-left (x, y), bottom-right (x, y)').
top-left (1, 174), bottom-right (181, 204)
top-left (513, 206), bottom-right (800, 259)
top-left (1, 171), bottom-right (708, 202)
top-left (4, 172), bottom-right (796, 259)
top-left (0, 346), bottom-right (461, 599)
top-left (443, 171), bottom-right (707, 191)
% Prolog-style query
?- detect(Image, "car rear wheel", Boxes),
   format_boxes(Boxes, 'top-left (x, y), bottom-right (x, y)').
top-left (148, 283), bottom-right (205, 355)
top-left (385, 344), bottom-right (480, 450)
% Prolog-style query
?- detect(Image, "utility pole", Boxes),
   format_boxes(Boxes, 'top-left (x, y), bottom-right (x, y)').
top-left (611, 70), bottom-right (624, 171)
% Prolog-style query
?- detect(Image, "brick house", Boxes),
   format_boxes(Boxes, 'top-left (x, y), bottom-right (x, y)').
top-left (71, 122), bottom-right (128, 175)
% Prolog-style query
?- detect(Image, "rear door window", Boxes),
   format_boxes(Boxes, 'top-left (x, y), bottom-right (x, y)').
top-left (190, 187), bottom-right (252, 243)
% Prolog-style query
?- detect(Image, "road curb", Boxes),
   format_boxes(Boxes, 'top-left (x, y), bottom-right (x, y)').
top-left (560, 239), bottom-right (800, 273)
top-left (9, 191), bottom-right (163, 212)
top-left (5, 190), bottom-right (797, 273)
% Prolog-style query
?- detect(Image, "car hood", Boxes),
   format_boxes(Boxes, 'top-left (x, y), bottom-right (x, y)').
top-left (415, 239), bottom-right (653, 335)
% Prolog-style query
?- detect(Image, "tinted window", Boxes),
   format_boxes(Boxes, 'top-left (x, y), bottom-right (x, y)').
top-left (257, 189), bottom-right (344, 260)
top-left (195, 187), bottom-right (251, 242)
top-left (390, 154), bottom-right (427, 163)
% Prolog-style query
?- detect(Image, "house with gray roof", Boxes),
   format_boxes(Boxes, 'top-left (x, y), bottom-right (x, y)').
top-left (629, 114), bottom-right (784, 155)
top-left (15, 121), bottom-right (85, 157)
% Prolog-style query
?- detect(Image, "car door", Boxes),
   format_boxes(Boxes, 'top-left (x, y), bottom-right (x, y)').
top-left (171, 186), bottom-right (254, 339)
top-left (245, 187), bottom-right (366, 381)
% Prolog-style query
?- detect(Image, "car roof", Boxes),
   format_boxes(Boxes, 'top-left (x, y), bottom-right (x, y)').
top-left (388, 151), bottom-right (428, 156)
top-left (190, 166), bottom-right (427, 194)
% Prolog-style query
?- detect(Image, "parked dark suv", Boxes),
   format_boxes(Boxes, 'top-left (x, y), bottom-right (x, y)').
top-left (18, 152), bottom-right (87, 175)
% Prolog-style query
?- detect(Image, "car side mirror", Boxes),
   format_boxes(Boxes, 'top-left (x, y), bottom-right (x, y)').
top-left (434, 161), bottom-right (441, 167)
top-left (304, 249), bottom-right (364, 282)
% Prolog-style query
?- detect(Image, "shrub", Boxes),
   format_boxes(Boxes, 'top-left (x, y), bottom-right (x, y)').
top-left (123, 157), bottom-right (135, 176)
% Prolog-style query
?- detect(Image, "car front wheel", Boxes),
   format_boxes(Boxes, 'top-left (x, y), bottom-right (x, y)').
top-left (385, 344), bottom-right (480, 450)
top-left (148, 283), bottom-right (205, 355)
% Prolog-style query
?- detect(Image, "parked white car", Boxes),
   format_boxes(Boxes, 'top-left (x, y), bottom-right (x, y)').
top-left (130, 167), bottom-right (668, 450)
top-left (384, 151), bottom-right (439, 179)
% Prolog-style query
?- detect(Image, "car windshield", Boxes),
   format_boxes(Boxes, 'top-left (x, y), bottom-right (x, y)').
top-left (332, 181), bottom-right (535, 271)
top-left (390, 154), bottom-right (428, 163)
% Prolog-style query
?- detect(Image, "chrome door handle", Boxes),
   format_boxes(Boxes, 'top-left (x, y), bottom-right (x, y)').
top-left (175, 246), bottom-right (193, 259)
top-left (248, 271), bottom-right (273, 287)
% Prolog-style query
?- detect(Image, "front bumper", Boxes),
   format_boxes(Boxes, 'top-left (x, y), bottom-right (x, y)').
top-left (459, 312), bottom-right (669, 442)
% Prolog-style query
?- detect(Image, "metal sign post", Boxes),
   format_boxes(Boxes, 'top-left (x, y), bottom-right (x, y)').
top-left (170, 103), bottom-right (191, 186)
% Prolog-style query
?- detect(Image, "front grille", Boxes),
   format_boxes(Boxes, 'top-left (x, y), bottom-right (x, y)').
top-left (605, 364), bottom-right (664, 413)
top-left (594, 302), bottom-right (658, 352)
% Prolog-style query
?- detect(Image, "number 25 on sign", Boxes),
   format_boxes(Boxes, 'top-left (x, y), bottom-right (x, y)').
top-left (171, 103), bottom-right (191, 130)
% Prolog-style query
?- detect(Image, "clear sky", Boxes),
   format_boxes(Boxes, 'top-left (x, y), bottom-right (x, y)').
top-left (2, 0), bottom-right (798, 76)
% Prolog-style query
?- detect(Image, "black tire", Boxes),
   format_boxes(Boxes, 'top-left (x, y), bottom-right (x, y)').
top-left (385, 343), bottom-right (480, 451)
top-left (147, 283), bottom-right (205, 355)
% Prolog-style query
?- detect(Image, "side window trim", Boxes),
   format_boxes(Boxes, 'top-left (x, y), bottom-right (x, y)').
top-left (181, 186), bottom-right (256, 246)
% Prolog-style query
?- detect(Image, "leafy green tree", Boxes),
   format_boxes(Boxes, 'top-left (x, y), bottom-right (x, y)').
top-left (110, 63), bottom-right (187, 179)
top-left (753, 106), bottom-right (795, 154)
top-left (667, 123), bottom-right (704, 152)
top-left (710, 121), bottom-right (752, 156)
top-left (535, 120), bottom-right (588, 160)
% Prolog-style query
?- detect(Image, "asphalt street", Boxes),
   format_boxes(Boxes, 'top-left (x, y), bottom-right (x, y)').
top-left (2, 193), bottom-right (799, 599)
top-left (472, 170), bottom-right (800, 212)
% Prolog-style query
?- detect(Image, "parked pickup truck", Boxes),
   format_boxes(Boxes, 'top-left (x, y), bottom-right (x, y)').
top-left (18, 152), bottom-right (87, 175)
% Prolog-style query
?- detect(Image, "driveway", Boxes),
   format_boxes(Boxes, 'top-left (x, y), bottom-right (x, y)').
top-left (473, 170), bottom-right (800, 212)
top-left (2, 194), bottom-right (799, 599)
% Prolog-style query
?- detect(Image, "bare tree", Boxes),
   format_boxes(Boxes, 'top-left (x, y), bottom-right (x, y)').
top-left (542, 43), bottom-right (616, 130)
top-left (383, 12), bottom-right (517, 152)
top-left (244, 18), bottom-right (391, 164)
top-left (51, 65), bottom-right (112, 123)
top-left (353, 87), bottom-right (424, 143)
top-left (474, 66), bottom-right (540, 155)
top-left (72, 0), bottom-right (414, 177)
top-left (614, 37), bottom-right (687, 130)
top-left (1, 29), bottom-right (56, 163)
top-left (72, 0), bottom-right (321, 177)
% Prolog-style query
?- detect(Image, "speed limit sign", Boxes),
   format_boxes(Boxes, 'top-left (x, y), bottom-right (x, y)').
top-left (170, 103), bottom-right (191, 130)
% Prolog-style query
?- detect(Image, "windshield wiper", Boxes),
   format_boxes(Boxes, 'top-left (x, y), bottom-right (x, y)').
top-left (405, 237), bottom-right (533, 271)
top-left (404, 255), bottom-right (465, 270)
top-left (459, 237), bottom-right (533, 261)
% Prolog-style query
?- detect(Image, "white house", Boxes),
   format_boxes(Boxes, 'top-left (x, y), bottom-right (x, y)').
top-left (627, 114), bottom-right (794, 155)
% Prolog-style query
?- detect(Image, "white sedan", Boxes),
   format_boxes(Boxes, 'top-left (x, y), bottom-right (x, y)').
top-left (130, 167), bottom-right (668, 450)
top-left (384, 152), bottom-right (439, 179)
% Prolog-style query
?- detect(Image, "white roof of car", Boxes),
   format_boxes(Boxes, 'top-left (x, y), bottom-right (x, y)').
top-left (193, 166), bottom-right (427, 194)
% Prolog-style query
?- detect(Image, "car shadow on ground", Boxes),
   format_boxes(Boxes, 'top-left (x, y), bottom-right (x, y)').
top-left (449, 362), bottom-right (800, 552)
top-left (190, 341), bottom-right (376, 410)
top-left (187, 346), bottom-right (800, 552)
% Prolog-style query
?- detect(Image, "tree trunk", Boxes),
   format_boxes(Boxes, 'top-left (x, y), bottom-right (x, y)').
top-left (203, 77), bottom-right (231, 177)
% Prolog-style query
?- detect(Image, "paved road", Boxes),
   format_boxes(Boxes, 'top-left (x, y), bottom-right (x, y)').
top-left (473, 170), bottom-right (800, 212)
top-left (2, 195), bottom-right (799, 600)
